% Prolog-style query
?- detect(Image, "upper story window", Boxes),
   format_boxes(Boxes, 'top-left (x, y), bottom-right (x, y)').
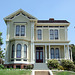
top-left (16, 25), bottom-right (25, 36)
top-left (37, 29), bottom-right (42, 40)
top-left (50, 29), bottom-right (58, 40)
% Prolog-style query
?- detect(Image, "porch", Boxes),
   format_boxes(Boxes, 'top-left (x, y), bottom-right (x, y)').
top-left (31, 43), bottom-right (72, 63)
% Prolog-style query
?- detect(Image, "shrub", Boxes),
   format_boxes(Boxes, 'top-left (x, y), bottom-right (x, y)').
top-left (58, 66), bottom-right (64, 70)
top-left (61, 60), bottom-right (74, 70)
top-left (25, 65), bottom-right (33, 69)
top-left (47, 59), bottom-right (59, 69)
top-left (0, 64), bottom-right (4, 69)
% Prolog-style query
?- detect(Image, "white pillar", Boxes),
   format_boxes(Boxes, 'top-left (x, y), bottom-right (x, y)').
top-left (33, 44), bottom-right (35, 63)
top-left (49, 45), bottom-right (51, 59)
top-left (64, 45), bottom-right (66, 59)
top-left (67, 45), bottom-right (70, 59)
top-left (31, 22), bottom-right (34, 63)
top-left (21, 44), bottom-right (24, 61)
top-left (27, 45), bottom-right (29, 62)
top-left (45, 45), bottom-right (47, 63)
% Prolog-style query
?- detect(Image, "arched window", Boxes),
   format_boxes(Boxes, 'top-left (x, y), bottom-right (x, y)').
top-left (24, 44), bottom-right (27, 58)
top-left (11, 44), bottom-right (15, 58)
top-left (50, 29), bottom-right (54, 40)
top-left (55, 48), bottom-right (59, 59)
top-left (51, 48), bottom-right (54, 59)
top-left (16, 44), bottom-right (21, 58)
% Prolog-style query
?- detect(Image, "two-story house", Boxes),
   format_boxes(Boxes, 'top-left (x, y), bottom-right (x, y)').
top-left (4, 9), bottom-right (72, 69)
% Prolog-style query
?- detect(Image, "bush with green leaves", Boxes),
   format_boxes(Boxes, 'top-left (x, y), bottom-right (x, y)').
top-left (47, 59), bottom-right (59, 69)
top-left (0, 64), bottom-right (4, 69)
top-left (58, 65), bottom-right (64, 70)
top-left (61, 60), bottom-right (75, 70)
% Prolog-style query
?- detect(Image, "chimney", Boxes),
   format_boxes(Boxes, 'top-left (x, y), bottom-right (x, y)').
top-left (49, 18), bottom-right (54, 21)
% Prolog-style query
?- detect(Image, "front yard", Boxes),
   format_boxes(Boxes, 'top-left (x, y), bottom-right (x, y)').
top-left (0, 69), bottom-right (31, 75)
top-left (52, 71), bottom-right (75, 75)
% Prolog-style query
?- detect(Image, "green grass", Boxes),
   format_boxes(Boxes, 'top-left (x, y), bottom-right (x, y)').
top-left (53, 71), bottom-right (75, 75)
top-left (0, 69), bottom-right (31, 75)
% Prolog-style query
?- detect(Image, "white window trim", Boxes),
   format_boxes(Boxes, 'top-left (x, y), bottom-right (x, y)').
top-left (15, 25), bottom-right (26, 37)
top-left (49, 28), bottom-right (60, 41)
top-left (36, 28), bottom-right (43, 41)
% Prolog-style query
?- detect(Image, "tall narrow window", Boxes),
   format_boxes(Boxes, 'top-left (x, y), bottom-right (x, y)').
top-left (55, 29), bottom-right (58, 39)
top-left (24, 44), bottom-right (27, 58)
top-left (37, 29), bottom-right (42, 40)
top-left (51, 48), bottom-right (54, 59)
top-left (50, 29), bottom-right (54, 40)
top-left (16, 25), bottom-right (20, 36)
top-left (16, 44), bottom-right (21, 58)
top-left (55, 48), bottom-right (59, 59)
top-left (21, 25), bottom-right (25, 36)
top-left (11, 44), bottom-right (15, 58)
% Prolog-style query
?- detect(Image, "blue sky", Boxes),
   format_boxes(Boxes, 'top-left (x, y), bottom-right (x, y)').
top-left (0, 0), bottom-right (75, 50)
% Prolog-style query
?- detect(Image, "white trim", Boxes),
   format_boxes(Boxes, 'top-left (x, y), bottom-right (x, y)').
top-left (45, 45), bottom-right (47, 63)
top-left (36, 28), bottom-right (43, 41)
top-left (34, 43), bottom-right (69, 45)
top-left (49, 45), bottom-right (51, 59)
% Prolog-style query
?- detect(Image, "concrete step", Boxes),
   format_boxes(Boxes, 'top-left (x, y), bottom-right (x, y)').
top-left (35, 71), bottom-right (50, 75)
top-left (33, 63), bottom-right (49, 70)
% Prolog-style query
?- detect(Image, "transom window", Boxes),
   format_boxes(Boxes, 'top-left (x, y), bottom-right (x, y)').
top-left (50, 29), bottom-right (58, 40)
top-left (37, 29), bottom-right (42, 40)
top-left (16, 25), bottom-right (25, 36)
top-left (51, 48), bottom-right (59, 59)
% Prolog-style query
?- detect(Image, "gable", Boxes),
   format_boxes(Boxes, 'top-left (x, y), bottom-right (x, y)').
top-left (4, 9), bottom-right (37, 23)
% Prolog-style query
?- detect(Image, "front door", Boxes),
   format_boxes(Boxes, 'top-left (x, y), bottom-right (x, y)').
top-left (36, 47), bottom-right (43, 63)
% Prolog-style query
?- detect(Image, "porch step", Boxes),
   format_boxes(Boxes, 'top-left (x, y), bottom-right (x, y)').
top-left (33, 63), bottom-right (49, 70)
top-left (35, 71), bottom-right (50, 75)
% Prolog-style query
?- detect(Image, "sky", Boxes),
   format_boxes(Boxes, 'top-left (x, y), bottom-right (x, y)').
top-left (0, 0), bottom-right (75, 50)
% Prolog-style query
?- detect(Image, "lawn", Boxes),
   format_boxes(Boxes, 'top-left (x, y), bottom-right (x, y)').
top-left (52, 71), bottom-right (75, 75)
top-left (0, 69), bottom-right (31, 75)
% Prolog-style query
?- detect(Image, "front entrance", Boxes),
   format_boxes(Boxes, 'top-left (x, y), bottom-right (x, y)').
top-left (36, 47), bottom-right (43, 63)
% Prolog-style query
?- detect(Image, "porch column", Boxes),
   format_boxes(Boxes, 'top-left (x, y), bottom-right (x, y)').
top-left (33, 44), bottom-right (35, 63)
top-left (67, 45), bottom-right (70, 59)
top-left (45, 45), bottom-right (47, 63)
top-left (64, 45), bottom-right (66, 59)
top-left (49, 45), bottom-right (51, 59)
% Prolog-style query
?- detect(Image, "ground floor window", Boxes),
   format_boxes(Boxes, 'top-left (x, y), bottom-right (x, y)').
top-left (51, 48), bottom-right (59, 59)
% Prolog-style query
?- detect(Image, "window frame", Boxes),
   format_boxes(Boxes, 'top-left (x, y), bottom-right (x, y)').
top-left (16, 44), bottom-right (21, 58)
top-left (15, 25), bottom-right (26, 37)
top-left (11, 44), bottom-right (15, 58)
top-left (49, 28), bottom-right (59, 40)
top-left (24, 44), bottom-right (27, 58)
top-left (36, 29), bottom-right (43, 40)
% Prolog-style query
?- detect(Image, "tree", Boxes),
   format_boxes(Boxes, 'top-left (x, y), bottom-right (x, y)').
top-left (0, 32), bottom-right (4, 64)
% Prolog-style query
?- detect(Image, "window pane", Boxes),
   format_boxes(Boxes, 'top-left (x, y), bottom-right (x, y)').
top-left (55, 29), bottom-right (58, 39)
top-left (16, 44), bottom-right (21, 58)
top-left (36, 52), bottom-right (39, 59)
top-left (50, 30), bottom-right (54, 40)
top-left (37, 29), bottom-right (42, 40)
top-left (40, 52), bottom-right (43, 59)
top-left (55, 48), bottom-right (59, 59)
top-left (24, 44), bottom-right (27, 58)
top-left (21, 25), bottom-right (25, 36)
top-left (51, 48), bottom-right (54, 59)
top-left (16, 25), bottom-right (20, 36)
